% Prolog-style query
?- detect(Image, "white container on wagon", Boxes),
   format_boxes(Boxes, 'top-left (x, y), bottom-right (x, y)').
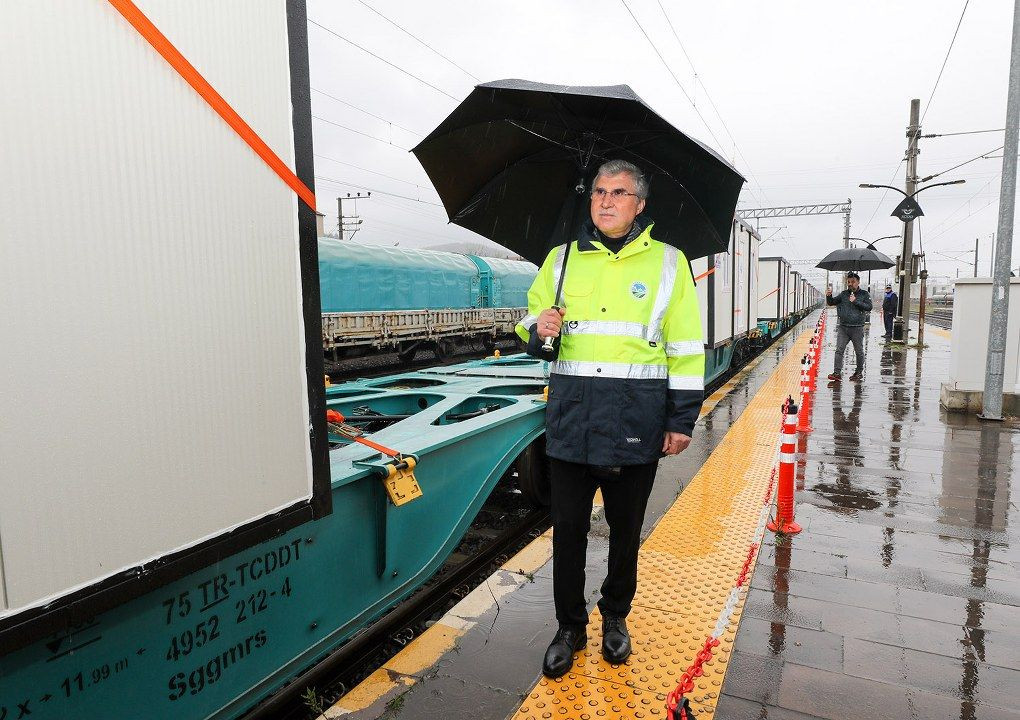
top-left (757, 256), bottom-right (791, 323)
top-left (0, 1), bottom-right (328, 630)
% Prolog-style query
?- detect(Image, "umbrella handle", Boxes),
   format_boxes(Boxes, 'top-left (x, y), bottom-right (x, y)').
top-left (541, 308), bottom-right (561, 352)
top-left (543, 178), bottom-right (584, 354)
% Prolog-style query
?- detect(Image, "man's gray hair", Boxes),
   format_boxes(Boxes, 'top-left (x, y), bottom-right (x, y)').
top-left (593, 159), bottom-right (649, 199)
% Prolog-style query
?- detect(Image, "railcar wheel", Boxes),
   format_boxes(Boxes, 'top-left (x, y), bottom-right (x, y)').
top-left (397, 342), bottom-right (419, 364)
top-left (515, 437), bottom-right (551, 507)
top-left (434, 339), bottom-right (456, 361)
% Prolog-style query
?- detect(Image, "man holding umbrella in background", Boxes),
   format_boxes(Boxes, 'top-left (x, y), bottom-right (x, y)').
top-left (516, 159), bottom-right (704, 677)
top-left (826, 272), bottom-right (873, 382)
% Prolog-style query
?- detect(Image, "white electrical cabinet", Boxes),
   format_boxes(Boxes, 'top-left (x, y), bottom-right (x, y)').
top-left (947, 278), bottom-right (1020, 393)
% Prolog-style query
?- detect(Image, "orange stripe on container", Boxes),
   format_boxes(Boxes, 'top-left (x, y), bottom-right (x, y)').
top-left (693, 267), bottom-right (716, 282)
top-left (759, 287), bottom-right (780, 300)
top-left (106, 0), bottom-right (317, 212)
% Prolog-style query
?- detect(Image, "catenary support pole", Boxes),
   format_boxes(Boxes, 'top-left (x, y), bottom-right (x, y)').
top-left (894, 99), bottom-right (921, 342)
top-left (981, 0), bottom-right (1020, 420)
top-left (918, 269), bottom-right (928, 347)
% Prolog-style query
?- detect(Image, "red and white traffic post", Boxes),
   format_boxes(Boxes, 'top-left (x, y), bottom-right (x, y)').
top-left (768, 398), bottom-right (802, 535)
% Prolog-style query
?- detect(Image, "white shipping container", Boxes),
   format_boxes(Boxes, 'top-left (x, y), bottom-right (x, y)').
top-left (747, 222), bottom-right (760, 334)
top-left (0, 1), bottom-right (326, 620)
top-left (758, 257), bottom-right (790, 321)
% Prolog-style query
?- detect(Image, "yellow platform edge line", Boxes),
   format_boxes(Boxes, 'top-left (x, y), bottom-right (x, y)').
top-left (513, 326), bottom-right (815, 720)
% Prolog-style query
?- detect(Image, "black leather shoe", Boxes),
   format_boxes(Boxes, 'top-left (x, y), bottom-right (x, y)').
top-left (542, 626), bottom-right (587, 677)
top-left (601, 615), bottom-right (631, 664)
top-left (849, 371), bottom-right (863, 381)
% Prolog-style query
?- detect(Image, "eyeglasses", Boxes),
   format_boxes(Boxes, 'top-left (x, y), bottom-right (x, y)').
top-left (590, 187), bottom-right (641, 202)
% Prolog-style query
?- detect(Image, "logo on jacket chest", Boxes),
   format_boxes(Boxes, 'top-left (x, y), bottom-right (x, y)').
top-left (630, 281), bottom-right (648, 300)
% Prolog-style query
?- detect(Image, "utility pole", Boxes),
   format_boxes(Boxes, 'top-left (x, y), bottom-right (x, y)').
top-left (337, 192), bottom-right (370, 241)
top-left (981, 0), bottom-right (1020, 420)
top-left (974, 238), bottom-right (979, 277)
top-left (893, 99), bottom-right (921, 342)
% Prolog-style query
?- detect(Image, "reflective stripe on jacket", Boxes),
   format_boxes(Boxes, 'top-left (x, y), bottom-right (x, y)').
top-left (515, 224), bottom-right (704, 465)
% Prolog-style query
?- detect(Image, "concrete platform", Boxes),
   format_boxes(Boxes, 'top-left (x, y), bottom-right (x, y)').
top-left (320, 320), bottom-right (818, 720)
top-left (717, 321), bottom-right (1020, 719)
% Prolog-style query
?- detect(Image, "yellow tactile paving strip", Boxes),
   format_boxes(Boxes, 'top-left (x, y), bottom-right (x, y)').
top-left (513, 328), bottom-right (814, 720)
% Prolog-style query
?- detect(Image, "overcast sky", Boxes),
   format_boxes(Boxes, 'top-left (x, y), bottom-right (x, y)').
top-left (306, 0), bottom-right (1018, 289)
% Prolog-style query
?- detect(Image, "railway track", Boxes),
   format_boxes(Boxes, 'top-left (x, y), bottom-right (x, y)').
top-left (911, 309), bottom-right (953, 329)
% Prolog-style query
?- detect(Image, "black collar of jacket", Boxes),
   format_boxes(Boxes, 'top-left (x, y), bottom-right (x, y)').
top-left (577, 214), bottom-right (649, 252)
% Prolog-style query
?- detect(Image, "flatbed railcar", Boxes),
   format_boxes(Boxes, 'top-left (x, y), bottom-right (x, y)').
top-left (319, 240), bottom-right (537, 363)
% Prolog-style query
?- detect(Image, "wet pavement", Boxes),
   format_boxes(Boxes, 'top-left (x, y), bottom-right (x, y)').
top-left (326, 322), bottom-right (816, 719)
top-left (717, 320), bottom-right (1020, 720)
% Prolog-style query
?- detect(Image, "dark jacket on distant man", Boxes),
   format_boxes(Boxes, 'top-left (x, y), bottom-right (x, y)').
top-left (826, 289), bottom-right (872, 326)
top-left (882, 291), bottom-right (898, 314)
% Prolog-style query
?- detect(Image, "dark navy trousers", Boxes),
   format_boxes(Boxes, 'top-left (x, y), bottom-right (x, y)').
top-left (549, 458), bottom-right (657, 628)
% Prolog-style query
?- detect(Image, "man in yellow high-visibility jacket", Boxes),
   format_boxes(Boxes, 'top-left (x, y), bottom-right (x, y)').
top-left (515, 159), bottom-right (704, 678)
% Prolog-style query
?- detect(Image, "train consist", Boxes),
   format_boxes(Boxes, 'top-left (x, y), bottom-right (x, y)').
top-left (2, 7), bottom-right (829, 720)
top-left (319, 239), bottom-right (537, 362)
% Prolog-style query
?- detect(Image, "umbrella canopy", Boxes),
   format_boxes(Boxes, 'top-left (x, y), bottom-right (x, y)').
top-left (816, 247), bottom-right (896, 272)
top-left (412, 79), bottom-right (745, 265)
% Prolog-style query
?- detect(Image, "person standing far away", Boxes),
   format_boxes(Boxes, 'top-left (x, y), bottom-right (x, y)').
top-left (514, 159), bottom-right (704, 678)
top-left (826, 271), bottom-right (873, 382)
top-left (882, 284), bottom-right (898, 339)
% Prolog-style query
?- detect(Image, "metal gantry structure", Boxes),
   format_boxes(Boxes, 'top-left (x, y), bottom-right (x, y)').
top-left (737, 200), bottom-right (852, 289)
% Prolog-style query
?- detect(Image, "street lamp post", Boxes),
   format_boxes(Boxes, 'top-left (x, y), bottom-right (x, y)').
top-left (859, 178), bottom-right (965, 342)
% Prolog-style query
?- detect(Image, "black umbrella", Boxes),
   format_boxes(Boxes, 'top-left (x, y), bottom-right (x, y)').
top-left (816, 247), bottom-right (895, 272)
top-left (411, 79), bottom-right (744, 266)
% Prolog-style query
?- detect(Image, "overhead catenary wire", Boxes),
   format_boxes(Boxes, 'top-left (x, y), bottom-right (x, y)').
top-left (311, 87), bottom-right (423, 136)
top-left (370, 195), bottom-right (450, 221)
top-left (655, 0), bottom-right (768, 209)
top-left (860, 159), bottom-right (906, 236)
top-left (308, 17), bottom-right (460, 101)
top-left (920, 145), bottom-right (1004, 182)
top-left (315, 174), bottom-right (445, 206)
top-left (354, 0), bottom-right (480, 82)
top-left (927, 194), bottom-right (1000, 242)
top-left (923, 127), bottom-right (1006, 138)
top-left (314, 153), bottom-right (433, 189)
top-left (312, 114), bottom-right (409, 150)
top-left (864, 1), bottom-right (969, 235)
top-left (925, 172), bottom-right (1001, 237)
top-left (618, 0), bottom-right (727, 154)
top-left (921, 0), bottom-right (970, 123)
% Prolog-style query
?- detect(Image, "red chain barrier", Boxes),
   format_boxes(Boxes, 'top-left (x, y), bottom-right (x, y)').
top-left (665, 369), bottom-right (804, 716)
